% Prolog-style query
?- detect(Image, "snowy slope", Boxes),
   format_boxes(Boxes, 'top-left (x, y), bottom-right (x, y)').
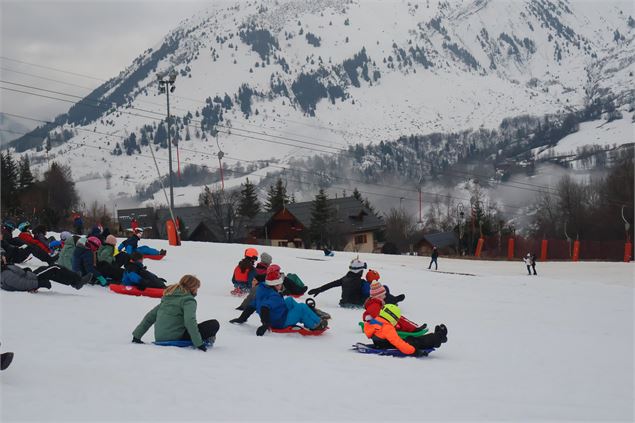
top-left (535, 111), bottom-right (635, 158)
top-left (1, 238), bottom-right (633, 421)
top-left (7, 0), bottom-right (634, 206)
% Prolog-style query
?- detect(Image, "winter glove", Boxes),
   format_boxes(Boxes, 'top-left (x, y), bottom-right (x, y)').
top-left (307, 288), bottom-right (320, 297)
top-left (132, 337), bottom-right (144, 344)
top-left (96, 275), bottom-right (108, 286)
top-left (256, 325), bottom-right (269, 336)
top-left (197, 344), bottom-right (207, 352)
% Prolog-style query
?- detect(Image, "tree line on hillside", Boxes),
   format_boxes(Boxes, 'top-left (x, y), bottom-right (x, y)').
top-left (0, 151), bottom-right (113, 231)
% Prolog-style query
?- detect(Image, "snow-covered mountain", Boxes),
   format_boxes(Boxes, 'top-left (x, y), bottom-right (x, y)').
top-left (8, 0), bottom-right (635, 207)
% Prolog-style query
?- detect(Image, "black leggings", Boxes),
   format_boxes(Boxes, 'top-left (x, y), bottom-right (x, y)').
top-left (181, 319), bottom-right (220, 341)
top-left (374, 332), bottom-right (446, 350)
top-left (34, 265), bottom-right (81, 285)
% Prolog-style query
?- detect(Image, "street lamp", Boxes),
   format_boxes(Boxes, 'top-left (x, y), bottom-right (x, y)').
top-left (158, 70), bottom-right (178, 211)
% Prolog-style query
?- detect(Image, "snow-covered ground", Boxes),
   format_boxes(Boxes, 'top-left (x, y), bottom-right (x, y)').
top-left (1, 239), bottom-right (633, 422)
top-left (534, 111), bottom-right (635, 159)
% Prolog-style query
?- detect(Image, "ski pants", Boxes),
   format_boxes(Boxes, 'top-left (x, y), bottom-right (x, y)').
top-left (282, 297), bottom-right (320, 329)
top-left (428, 257), bottom-right (438, 270)
top-left (34, 265), bottom-right (81, 285)
top-left (136, 245), bottom-right (160, 256)
top-left (181, 319), bottom-right (220, 341)
top-left (97, 262), bottom-right (124, 282)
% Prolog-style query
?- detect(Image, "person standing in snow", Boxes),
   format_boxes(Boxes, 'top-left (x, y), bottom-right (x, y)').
top-left (524, 253), bottom-right (533, 275)
top-left (530, 253), bottom-right (537, 276)
top-left (132, 275), bottom-right (219, 351)
top-left (428, 246), bottom-right (439, 270)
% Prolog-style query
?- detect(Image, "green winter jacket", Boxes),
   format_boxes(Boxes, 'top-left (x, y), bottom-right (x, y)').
top-left (58, 237), bottom-right (77, 271)
top-left (97, 244), bottom-right (115, 264)
top-left (132, 288), bottom-right (203, 347)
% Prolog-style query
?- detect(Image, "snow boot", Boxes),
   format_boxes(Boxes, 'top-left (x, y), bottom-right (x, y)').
top-left (230, 306), bottom-right (255, 324)
top-left (311, 319), bottom-right (328, 331)
top-left (1, 352), bottom-right (14, 371)
top-left (159, 249), bottom-right (167, 256)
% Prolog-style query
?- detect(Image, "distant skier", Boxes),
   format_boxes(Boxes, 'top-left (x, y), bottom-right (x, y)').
top-left (428, 246), bottom-right (439, 270)
top-left (524, 253), bottom-right (534, 275)
top-left (530, 252), bottom-right (537, 276)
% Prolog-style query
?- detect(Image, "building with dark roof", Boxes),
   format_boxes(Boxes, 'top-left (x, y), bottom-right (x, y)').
top-left (249, 197), bottom-right (384, 252)
top-left (413, 231), bottom-right (459, 255)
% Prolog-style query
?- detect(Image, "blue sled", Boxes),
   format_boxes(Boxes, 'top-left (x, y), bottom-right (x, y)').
top-left (153, 339), bottom-right (213, 348)
top-left (352, 342), bottom-right (434, 357)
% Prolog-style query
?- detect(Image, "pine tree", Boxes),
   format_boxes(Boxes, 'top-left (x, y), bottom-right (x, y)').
top-left (1, 151), bottom-right (19, 213)
top-left (18, 155), bottom-right (34, 190)
top-left (352, 187), bottom-right (362, 201)
top-left (265, 178), bottom-right (289, 212)
top-left (238, 178), bottom-right (261, 218)
top-left (309, 189), bottom-right (333, 247)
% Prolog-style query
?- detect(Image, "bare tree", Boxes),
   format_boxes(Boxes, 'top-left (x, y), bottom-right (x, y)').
top-left (384, 207), bottom-right (416, 253)
top-left (199, 185), bottom-right (245, 243)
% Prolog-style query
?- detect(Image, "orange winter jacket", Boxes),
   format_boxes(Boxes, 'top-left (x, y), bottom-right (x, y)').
top-left (363, 316), bottom-right (415, 355)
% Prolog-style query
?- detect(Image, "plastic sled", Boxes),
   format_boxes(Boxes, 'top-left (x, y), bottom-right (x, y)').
top-left (143, 254), bottom-right (165, 260)
top-left (153, 339), bottom-right (212, 348)
top-left (352, 343), bottom-right (434, 357)
top-left (271, 325), bottom-right (329, 336)
top-left (109, 284), bottom-right (164, 298)
top-left (358, 322), bottom-right (428, 337)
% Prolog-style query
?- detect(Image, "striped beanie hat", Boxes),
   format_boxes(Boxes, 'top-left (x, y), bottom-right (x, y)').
top-left (369, 280), bottom-right (386, 300)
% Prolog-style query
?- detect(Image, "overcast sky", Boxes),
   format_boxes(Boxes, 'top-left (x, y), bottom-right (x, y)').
top-left (1, 0), bottom-right (209, 132)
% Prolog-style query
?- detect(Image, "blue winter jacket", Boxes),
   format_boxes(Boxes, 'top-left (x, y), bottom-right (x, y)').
top-left (118, 235), bottom-right (140, 255)
top-left (72, 246), bottom-right (102, 278)
top-left (254, 283), bottom-right (287, 328)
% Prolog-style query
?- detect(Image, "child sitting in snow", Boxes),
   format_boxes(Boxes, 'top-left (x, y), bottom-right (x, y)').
top-left (122, 252), bottom-right (167, 290)
top-left (307, 258), bottom-right (369, 307)
top-left (363, 304), bottom-right (448, 356)
top-left (132, 275), bottom-right (219, 351)
top-left (254, 264), bottom-right (328, 336)
top-left (118, 228), bottom-right (166, 257)
top-left (231, 248), bottom-right (258, 296)
top-left (363, 278), bottom-right (424, 333)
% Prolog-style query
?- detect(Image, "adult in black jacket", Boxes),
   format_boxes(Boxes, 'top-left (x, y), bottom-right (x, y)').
top-left (428, 246), bottom-right (439, 270)
top-left (308, 258), bottom-right (367, 306)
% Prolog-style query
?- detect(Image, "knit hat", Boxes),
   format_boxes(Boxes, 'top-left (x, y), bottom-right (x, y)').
top-left (60, 231), bottom-right (72, 241)
top-left (86, 236), bottom-right (102, 251)
top-left (369, 280), bottom-right (386, 300)
top-left (105, 235), bottom-right (117, 246)
top-left (265, 264), bottom-right (284, 286)
top-left (366, 269), bottom-right (380, 283)
top-left (260, 252), bottom-right (272, 265)
top-left (349, 258), bottom-right (367, 273)
top-left (76, 236), bottom-right (87, 248)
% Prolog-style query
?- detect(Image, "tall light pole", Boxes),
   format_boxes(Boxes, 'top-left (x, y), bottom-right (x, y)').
top-left (158, 70), bottom-right (177, 211)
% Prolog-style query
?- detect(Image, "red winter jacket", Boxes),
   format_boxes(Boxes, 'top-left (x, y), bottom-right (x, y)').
top-left (363, 297), bottom-right (419, 332)
top-left (18, 232), bottom-right (51, 254)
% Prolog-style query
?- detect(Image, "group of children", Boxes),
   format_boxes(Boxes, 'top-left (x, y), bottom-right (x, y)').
top-left (1, 221), bottom-right (167, 293)
top-left (2, 219), bottom-right (449, 358)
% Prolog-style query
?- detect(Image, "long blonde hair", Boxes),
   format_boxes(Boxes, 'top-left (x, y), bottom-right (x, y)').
top-left (163, 274), bottom-right (201, 296)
